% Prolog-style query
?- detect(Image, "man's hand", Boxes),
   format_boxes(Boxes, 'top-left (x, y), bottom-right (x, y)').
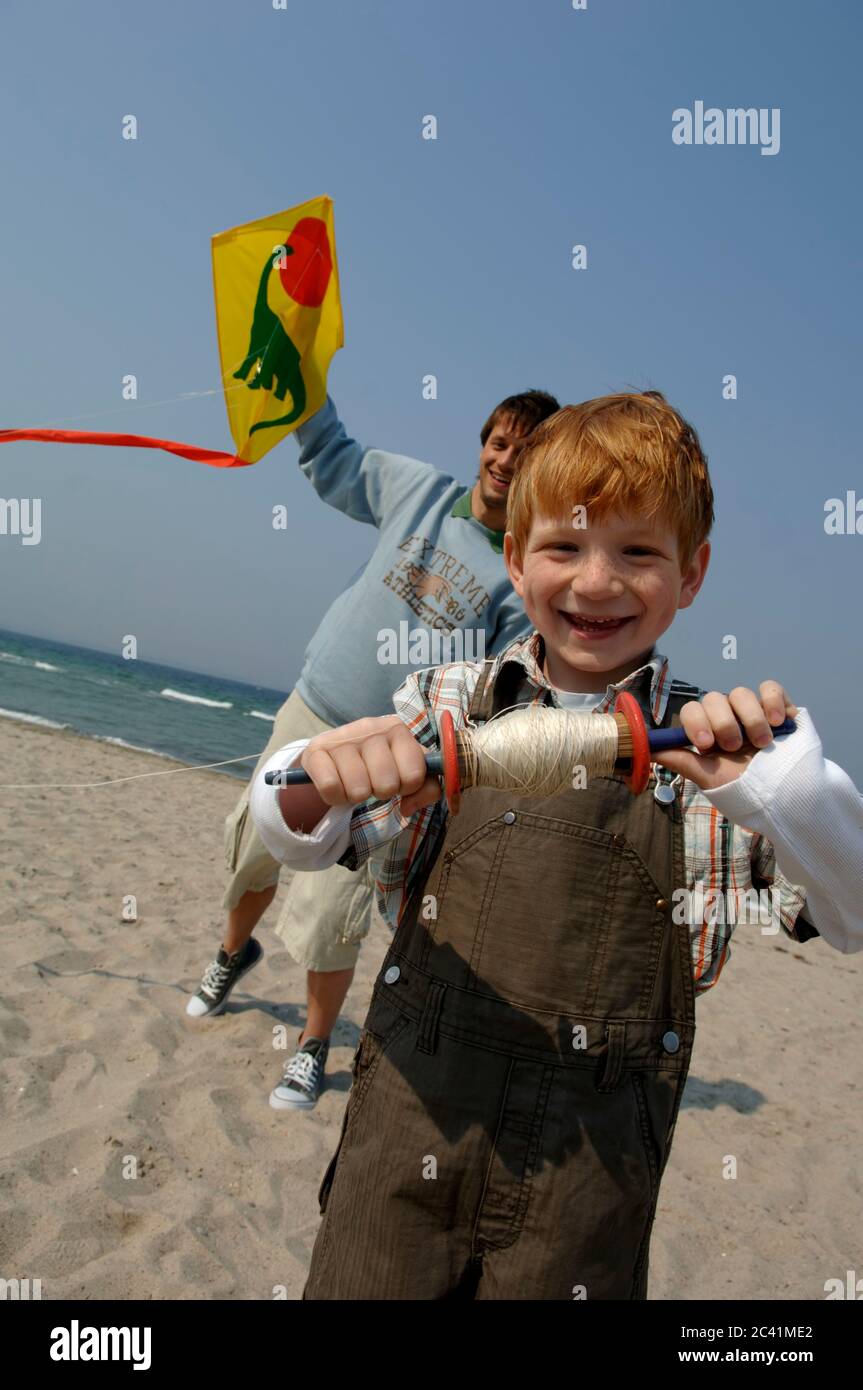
top-left (300, 713), bottom-right (442, 816)
top-left (652, 681), bottom-right (798, 792)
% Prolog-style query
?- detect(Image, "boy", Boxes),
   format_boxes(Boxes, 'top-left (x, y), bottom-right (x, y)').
top-left (250, 391), bottom-right (863, 1298)
top-left (186, 387), bottom-right (559, 1113)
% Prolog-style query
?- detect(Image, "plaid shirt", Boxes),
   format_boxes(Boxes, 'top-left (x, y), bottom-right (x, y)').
top-left (339, 633), bottom-right (810, 994)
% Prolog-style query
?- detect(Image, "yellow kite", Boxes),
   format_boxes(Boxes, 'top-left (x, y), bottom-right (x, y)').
top-left (0, 196), bottom-right (344, 468)
top-left (214, 197), bottom-right (343, 463)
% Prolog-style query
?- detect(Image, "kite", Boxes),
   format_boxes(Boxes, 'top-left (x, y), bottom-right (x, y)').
top-left (0, 196), bottom-right (343, 468)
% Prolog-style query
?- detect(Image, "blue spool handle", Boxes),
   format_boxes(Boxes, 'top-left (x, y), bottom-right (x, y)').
top-left (647, 715), bottom-right (796, 753)
top-left (266, 750), bottom-right (446, 786)
top-left (265, 716), bottom-right (797, 786)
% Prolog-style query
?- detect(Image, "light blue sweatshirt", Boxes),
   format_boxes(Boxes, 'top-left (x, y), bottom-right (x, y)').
top-left (291, 396), bottom-right (532, 725)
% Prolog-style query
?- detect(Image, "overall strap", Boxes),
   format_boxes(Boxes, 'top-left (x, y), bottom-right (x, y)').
top-left (399, 658), bottom-right (503, 920)
top-left (651, 678), bottom-right (706, 796)
top-left (466, 658), bottom-right (497, 724)
top-left (467, 650), bottom-right (551, 726)
top-left (658, 679), bottom-right (705, 728)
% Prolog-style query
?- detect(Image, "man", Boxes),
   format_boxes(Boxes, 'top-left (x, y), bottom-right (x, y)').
top-left (186, 388), bottom-right (560, 1109)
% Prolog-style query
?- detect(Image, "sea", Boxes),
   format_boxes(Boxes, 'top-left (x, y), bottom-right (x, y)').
top-left (0, 628), bottom-right (290, 780)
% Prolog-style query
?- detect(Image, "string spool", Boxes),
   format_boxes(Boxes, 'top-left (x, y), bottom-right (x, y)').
top-left (264, 702), bottom-right (796, 811)
top-left (442, 692), bottom-right (659, 813)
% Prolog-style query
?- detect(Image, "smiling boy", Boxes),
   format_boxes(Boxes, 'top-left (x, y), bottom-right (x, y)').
top-left (250, 391), bottom-right (863, 1299)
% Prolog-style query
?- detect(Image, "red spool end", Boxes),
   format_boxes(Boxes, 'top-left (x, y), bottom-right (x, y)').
top-left (439, 709), bottom-right (461, 815)
top-left (614, 691), bottom-right (651, 794)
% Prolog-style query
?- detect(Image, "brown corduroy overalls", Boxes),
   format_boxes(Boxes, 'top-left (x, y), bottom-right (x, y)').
top-left (304, 656), bottom-right (697, 1300)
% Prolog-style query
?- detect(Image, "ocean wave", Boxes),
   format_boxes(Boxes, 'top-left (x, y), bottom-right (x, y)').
top-left (0, 652), bottom-right (62, 672)
top-left (0, 707), bottom-right (67, 730)
top-left (249, 710), bottom-right (276, 722)
top-left (93, 735), bottom-right (248, 777)
top-left (95, 735), bottom-right (179, 761)
top-left (159, 688), bottom-right (233, 709)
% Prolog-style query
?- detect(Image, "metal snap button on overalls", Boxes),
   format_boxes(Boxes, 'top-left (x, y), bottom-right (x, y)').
top-left (384, 966), bottom-right (401, 984)
top-left (654, 773), bottom-right (681, 805)
top-left (502, 811), bottom-right (516, 824)
top-left (662, 1030), bottom-right (680, 1054)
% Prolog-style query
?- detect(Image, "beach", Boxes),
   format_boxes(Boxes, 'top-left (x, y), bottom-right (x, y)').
top-left (1, 717), bottom-right (860, 1301)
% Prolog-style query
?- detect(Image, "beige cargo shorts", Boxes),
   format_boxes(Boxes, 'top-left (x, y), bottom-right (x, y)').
top-left (223, 688), bottom-right (374, 972)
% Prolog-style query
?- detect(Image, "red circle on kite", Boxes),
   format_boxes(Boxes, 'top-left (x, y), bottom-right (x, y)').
top-left (278, 217), bottom-right (333, 307)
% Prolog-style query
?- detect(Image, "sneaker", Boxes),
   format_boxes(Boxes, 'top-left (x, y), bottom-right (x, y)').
top-left (269, 1035), bottom-right (330, 1110)
top-left (185, 938), bottom-right (264, 1018)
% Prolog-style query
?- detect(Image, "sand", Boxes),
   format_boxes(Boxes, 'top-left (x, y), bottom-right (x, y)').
top-left (0, 719), bottom-right (859, 1301)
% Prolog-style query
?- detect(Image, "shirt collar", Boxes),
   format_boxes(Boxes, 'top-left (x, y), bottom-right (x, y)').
top-left (491, 631), bottom-right (673, 725)
top-left (450, 488), bottom-right (505, 554)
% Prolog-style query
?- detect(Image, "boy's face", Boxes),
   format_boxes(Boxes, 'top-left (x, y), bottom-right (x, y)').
top-left (504, 509), bottom-right (710, 692)
top-left (473, 414), bottom-right (528, 531)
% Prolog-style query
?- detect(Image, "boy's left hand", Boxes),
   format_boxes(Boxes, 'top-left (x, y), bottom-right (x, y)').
top-left (652, 681), bottom-right (798, 792)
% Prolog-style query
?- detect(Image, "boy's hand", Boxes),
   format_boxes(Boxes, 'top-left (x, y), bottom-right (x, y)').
top-left (652, 681), bottom-right (798, 792)
top-left (301, 713), bottom-right (442, 816)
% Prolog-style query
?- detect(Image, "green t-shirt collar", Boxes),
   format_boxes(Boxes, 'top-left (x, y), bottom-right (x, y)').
top-left (451, 488), bottom-right (505, 554)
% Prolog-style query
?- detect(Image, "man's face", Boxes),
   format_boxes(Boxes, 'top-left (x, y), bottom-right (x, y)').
top-left (476, 415), bottom-right (527, 529)
top-left (505, 508), bottom-right (710, 692)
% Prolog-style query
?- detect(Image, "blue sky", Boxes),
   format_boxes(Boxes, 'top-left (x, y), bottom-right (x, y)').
top-left (0, 0), bottom-right (860, 775)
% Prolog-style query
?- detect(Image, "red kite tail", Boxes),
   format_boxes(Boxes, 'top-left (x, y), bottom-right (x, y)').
top-left (0, 429), bottom-right (251, 468)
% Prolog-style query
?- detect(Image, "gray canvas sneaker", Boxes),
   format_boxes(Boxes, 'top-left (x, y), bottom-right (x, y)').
top-left (270, 1035), bottom-right (330, 1110)
top-left (185, 938), bottom-right (264, 1018)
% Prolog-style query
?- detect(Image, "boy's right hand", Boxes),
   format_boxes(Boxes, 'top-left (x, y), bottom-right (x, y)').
top-left (301, 714), bottom-right (442, 816)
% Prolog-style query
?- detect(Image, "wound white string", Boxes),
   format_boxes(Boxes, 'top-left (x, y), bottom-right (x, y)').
top-left (464, 707), bottom-right (621, 795)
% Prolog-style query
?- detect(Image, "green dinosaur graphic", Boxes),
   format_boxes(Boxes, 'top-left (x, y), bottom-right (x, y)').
top-left (233, 248), bottom-right (307, 434)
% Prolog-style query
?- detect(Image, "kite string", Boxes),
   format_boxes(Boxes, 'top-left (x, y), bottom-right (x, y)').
top-left (12, 267), bottom-right (293, 431)
top-left (0, 710), bottom-right (625, 795)
top-left (0, 754), bottom-right (261, 791)
top-left (10, 378), bottom-right (255, 432)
